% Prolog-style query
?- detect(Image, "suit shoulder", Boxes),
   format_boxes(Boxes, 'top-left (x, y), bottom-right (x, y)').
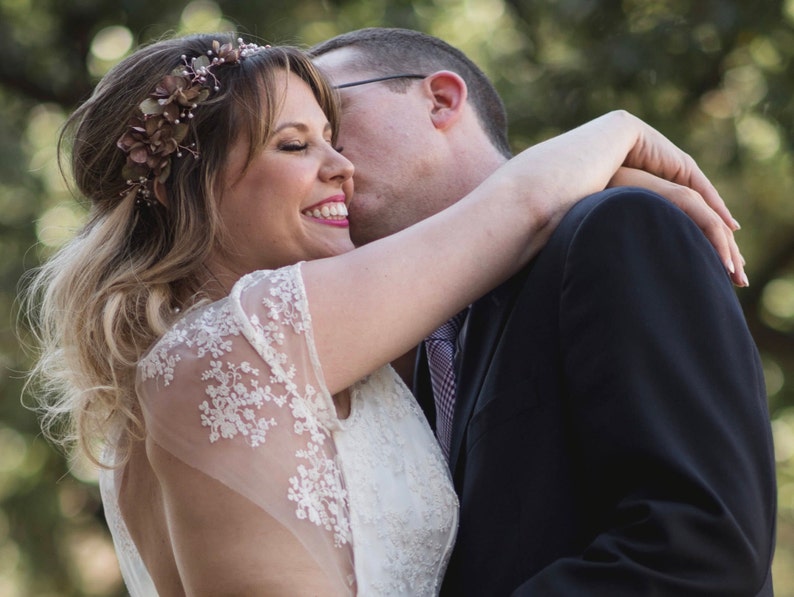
top-left (490, 187), bottom-right (708, 308)
top-left (565, 186), bottom-right (686, 227)
top-left (553, 186), bottom-right (702, 250)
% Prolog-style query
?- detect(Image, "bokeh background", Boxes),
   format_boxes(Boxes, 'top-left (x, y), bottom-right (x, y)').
top-left (2, 0), bottom-right (793, 594)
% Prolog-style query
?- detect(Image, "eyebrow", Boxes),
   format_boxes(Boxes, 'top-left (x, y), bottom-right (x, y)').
top-left (274, 121), bottom-right (333, 134)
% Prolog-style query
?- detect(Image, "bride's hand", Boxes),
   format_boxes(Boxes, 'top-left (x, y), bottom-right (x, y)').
top-left (609, 166), bottom-right (746, 287)
top-left (515, 110), bottom-right (742, 286)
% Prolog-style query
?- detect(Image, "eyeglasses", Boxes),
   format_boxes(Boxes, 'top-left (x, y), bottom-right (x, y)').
top-left (333, 74), bottom-right (427, 89)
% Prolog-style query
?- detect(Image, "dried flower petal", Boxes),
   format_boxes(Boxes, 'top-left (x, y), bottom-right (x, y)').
top-left (172, 122), bottom-right (189, 143)
top-left (193, 55), bottom-right (210, 70)
top-left (130, 146), bottom-right (150, 164)
top-left (156, 160), bottom-right (172, 183)
top-left (139, 98), bottom-right (164, 116)
top-left (116, 38), bottom-right (270, 206)
top-left (161, 103), bottom-right (180, 123)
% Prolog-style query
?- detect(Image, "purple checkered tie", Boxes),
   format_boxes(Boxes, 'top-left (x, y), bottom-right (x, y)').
top-left (425, 311), bottom-right (466, 460)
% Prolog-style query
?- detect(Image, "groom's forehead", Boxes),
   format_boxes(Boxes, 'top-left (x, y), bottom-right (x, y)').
top-left (312, 47), bottom-right (371, 83)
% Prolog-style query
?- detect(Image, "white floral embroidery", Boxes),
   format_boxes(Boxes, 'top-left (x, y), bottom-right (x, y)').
top-left (139, 302), bottom-right (242, 385)
top-left (139, 343), bottom-right (182, 386)
top-left (130, 265), bottom-right (457, 595)
top-left (337, 367), bottom-right (458, 595)
top-left (198, 360), bottom-right (276, 445)
top-left (289, 441), bottom-right (351, 547)
top-left (138, 267), bottom-right (352, 549)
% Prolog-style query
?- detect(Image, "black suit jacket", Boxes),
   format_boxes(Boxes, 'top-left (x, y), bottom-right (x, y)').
top-left (416, 188), bottom-right (776, 596)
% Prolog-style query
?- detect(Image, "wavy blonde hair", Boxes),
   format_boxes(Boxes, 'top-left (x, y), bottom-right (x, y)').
top-left (23, 33), bottom-right (340, 466)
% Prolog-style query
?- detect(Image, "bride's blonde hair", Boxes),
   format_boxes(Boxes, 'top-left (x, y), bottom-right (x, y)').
top-left (22, 33), bottom-right (340, 466)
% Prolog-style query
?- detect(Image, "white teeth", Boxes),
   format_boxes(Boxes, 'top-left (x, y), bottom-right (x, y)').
top-left (304, 202), bottom-right (348, 220)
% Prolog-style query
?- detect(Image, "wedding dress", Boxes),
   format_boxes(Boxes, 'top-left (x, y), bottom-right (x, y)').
top-left (99, 263), bottom-right (458, 596)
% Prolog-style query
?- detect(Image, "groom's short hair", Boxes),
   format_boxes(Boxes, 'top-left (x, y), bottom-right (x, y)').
top-left (310, 27), bottom-right (511, 157)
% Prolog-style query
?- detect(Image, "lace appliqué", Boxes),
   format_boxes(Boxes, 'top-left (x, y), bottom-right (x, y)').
top-left (139, 265), bottom-right (351, 547)
top-left (338, 367), bottom-right (458, 595)
top-left (98, 444), bottom-right (159, 596)
top-left (136, 265), bottom-right (457, 593)
top-left (139, 302), bottom-right (242, 385)
top-left (236, 268), bottom-right (339, 432)
top-left (99, 467), bottom-right (138, 560)
top-left (199, 360), bottom-right (276, 445)
top-left (289, 441), bottom-right (351, 547)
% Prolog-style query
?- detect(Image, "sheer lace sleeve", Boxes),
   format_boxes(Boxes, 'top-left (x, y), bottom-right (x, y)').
top-left (137, 263), bottom-right (355, 593)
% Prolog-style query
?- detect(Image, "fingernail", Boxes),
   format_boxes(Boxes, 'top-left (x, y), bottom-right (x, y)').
top-left (732, 218), bottom-right (741, 230)
top-left (727, 259), bottom-right (735, 274)
top-left (742, 272), bottom-right (750, 287)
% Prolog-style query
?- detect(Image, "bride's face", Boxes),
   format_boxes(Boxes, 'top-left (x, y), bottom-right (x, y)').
top-left (208, 70), bottom-right (355, 280)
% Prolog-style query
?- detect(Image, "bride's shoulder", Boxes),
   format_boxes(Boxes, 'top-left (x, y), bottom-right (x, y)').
top-left (137, 265), bottom-right (306, 383)
top-left (137, 296), bottom-right (239, 387)
top-left (231, 264), bottom-right (310, 324)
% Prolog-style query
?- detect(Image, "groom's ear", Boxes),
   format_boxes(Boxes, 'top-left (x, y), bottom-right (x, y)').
top-left (424, 71), bottom-right (468, 131)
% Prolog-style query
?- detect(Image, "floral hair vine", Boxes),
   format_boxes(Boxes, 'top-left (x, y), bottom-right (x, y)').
top-left (116, 38), bottom-right (271, 206)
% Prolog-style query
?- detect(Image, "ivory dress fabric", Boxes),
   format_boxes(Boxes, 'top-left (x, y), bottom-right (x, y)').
top-left (99, 263), bottom-right (458, 596)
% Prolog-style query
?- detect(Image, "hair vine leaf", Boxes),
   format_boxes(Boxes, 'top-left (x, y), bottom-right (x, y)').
top-left (116, 39), bottom-right (270, 206)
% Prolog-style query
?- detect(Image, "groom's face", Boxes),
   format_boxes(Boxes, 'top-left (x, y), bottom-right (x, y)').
top-left (314, 48), bottom-right (450, 246)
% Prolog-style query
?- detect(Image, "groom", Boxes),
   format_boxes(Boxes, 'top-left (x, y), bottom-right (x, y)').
top-left (311, 28), bottom-right (776, 595)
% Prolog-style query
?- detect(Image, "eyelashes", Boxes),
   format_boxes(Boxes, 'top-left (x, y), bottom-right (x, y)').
top-left (277, 141), bottom-right (344, 154)
top-left (279, 142), bottom-right (308, 152)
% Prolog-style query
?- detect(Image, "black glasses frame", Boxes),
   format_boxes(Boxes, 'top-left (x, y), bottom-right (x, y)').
top-left (333, 74), bottom-right (427, 89)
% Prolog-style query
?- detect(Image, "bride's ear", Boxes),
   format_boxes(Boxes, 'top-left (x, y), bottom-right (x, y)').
top-left (424, 71), bottom-right (468, 131)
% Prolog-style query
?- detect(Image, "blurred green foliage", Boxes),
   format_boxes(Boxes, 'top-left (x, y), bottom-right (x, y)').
top-left (2, 0), bottom-right (792, 594)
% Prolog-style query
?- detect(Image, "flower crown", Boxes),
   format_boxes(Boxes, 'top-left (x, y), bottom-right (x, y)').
top-left (116, 38), bottom-right (270, 206)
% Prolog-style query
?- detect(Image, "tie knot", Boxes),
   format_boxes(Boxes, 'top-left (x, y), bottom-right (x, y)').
top-left (427, 309), bottom-right (467, 343)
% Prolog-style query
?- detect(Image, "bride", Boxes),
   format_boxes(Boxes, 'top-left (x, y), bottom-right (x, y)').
top-left (25, 33), bottom-right (739, 595)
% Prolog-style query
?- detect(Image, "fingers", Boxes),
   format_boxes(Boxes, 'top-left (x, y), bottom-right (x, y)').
top-left (620, 114), bottom-right (741, 233)
top-left (678, 156), bottom-right (741, 233)
top-left (608, 168), bottom-right (748, 286)
top-left (699, 208), bottom-right (748, 287)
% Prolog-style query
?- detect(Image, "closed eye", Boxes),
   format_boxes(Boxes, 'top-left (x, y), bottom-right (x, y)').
top-left (279, 142), bottom-right (308, 152)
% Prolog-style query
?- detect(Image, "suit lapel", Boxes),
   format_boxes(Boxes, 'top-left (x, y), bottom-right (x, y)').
top-left (448, 269), bottom-right (528, 474)
top-left (413, 342), bottom-right (436, 430)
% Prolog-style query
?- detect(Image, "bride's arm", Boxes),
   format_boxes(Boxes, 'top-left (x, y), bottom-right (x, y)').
top-left (304, 111), bottom-right (729, 394)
